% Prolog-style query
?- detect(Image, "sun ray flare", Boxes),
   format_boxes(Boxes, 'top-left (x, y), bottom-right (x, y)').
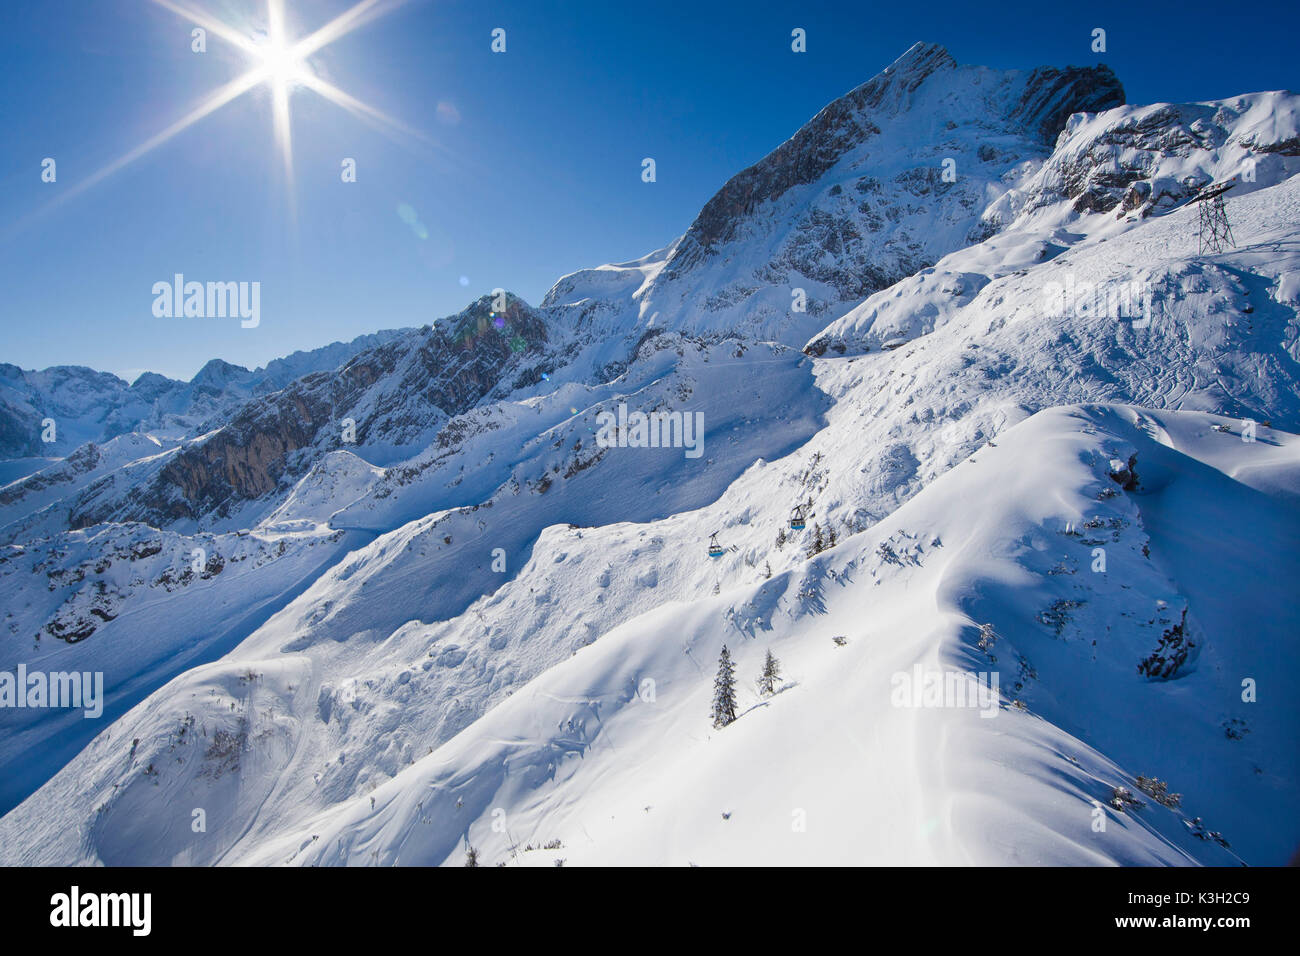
top-left (149, 0), bottom-right (261, 55)
top-left (291, 0), bottom-right (412, 60)
top-left (16, 0), bottom-right (426, 232)
top-left (37, 68), bottom-right (269, 214)
top-left (296, 72), bottom-right (438, 150)
top-left (264, 0), bottom-right (296, 184)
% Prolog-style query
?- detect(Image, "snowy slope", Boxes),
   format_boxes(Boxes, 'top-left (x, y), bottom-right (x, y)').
top-left (810, 92), bottom-right (1300, 356)
top-left (6, 404), bottom-right (1292, 865)
top-left (0, 432), bottom-right (179, 535)
top-left (0, 520), bottom-right (359, 814)
top-left (256, 405), bottom-right (1288, 867)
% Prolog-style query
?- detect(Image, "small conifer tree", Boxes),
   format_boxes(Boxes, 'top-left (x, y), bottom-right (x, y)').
top-left (806, 523), bottom-right (825, 558)
top-left (756, 649), bottom-right (782, 696)
top-left (711, 645), bottom-right (739, 728)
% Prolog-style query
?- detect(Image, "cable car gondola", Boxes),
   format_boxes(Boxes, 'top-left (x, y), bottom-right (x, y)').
top-left (789, 505), bottom-right (807, 532)
top-left (707, 532), bottom-right (725, 559)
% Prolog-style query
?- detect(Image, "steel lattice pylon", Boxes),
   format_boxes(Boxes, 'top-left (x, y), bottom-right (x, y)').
top-left (1193, 182), bottom-right (1236, 255)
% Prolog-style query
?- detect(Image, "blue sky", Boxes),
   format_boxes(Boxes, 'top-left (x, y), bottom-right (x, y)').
top-left (2, 0), bottom-right (1296, 382)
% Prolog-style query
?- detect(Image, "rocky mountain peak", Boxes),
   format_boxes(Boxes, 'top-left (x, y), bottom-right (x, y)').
top-left (667, 43), bottom-right (1122, 272)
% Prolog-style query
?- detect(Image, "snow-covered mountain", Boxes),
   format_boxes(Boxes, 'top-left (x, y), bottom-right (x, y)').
top-left (0, 328), bottom-right (407, 462)
top-left (2, 42), bottom-right (1298, 866)
top-left (543, 42), bottom-right (1123, 347)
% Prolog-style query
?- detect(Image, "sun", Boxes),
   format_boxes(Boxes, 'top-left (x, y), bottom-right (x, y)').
top-left (27, 0), bottom-right (428, 219)
top-left (222, 0), bottom-right (429, 185)
top-left (252, 0), bottom-right (308, 180)
top-left (257, 34), bottom-right (309, 91)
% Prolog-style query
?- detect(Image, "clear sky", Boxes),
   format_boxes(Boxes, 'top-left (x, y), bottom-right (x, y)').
top-left (1, 0), bottom-right (1296, 382)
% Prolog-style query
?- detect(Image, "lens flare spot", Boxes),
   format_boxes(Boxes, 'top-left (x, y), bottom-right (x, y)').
top-left (436, 101), bottom-right (461, 125)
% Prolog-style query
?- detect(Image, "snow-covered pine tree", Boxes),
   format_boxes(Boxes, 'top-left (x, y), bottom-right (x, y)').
top-left (806, 523), bottom-right (825, 558)
top-left (763, 561), bottom-right (772, 579)
top-left (756, 648), bottom-right (781, 696)
top-left (775, 527), bottom-right (787, 549)
top-left (711, 645), bottom-right (739, 728)
top-left (828, 523), bottom-right (837, 547)
top-left (465, 844), bottom-right (480, 867)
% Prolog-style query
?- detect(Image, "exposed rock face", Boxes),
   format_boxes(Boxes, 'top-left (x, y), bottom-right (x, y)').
top-left (1023, 93), bottom-right (1300, 221)
top-left (1008, 64), bottom-right (1125, 145)
top-left (64, 295), bottom-right (551, 527)
top-left (0, 443), bottom-right (99, 506)
top-left (6, 40), bottom-right (1300, 867)
top-left (559, 42), bottom-right (1125, 347)
top-left (671, 47), bottom-right (1121, 275)
top-left (150, 396), bottom-right (330, 521)
top-left (796, 86), bottom-right (1300, 363)
top-left (0, 329), bottom-right (406, 458)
